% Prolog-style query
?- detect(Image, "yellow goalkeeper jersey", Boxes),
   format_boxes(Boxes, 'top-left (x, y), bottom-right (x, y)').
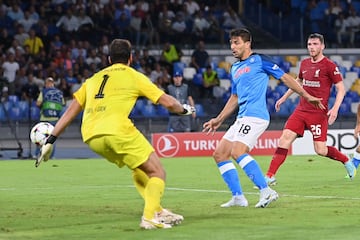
top-left (74, 63), bottom-right (164, 142)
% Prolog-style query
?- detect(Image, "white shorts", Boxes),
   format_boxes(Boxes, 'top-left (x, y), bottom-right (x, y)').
top-left (223, 116), bottom-right (269, 150)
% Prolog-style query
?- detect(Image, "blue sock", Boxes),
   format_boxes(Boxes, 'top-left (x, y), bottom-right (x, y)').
top-left (236, 154), bottom-right (267, 190)
top-left (217, 161), bottom-right (242, 196)
top-left (352, 151), bottom-right (360, 169)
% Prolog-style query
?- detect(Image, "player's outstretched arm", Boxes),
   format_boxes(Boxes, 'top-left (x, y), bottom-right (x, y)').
top-left (203, 94), bottom-right (238, 134)
top-left (35, 99), bottom-right (83, 167)
top-left (280, 73), bottom-right (325, 110)
top-left (157, 93), bottom-right (196, 115)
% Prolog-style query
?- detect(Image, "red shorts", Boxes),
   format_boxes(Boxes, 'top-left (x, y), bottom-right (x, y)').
top-left (284, 109), bottom-right (328, 141)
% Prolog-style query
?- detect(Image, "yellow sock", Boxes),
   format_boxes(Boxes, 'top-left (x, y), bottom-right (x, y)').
top-left (143, 177), bottom-right (165, 220)
top-left (133, 168), bottom-right (163, 212)
top-left (132, 168), bottom-right (149, 199)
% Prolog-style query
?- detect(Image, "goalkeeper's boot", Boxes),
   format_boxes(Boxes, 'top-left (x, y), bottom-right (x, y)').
top-left (156, 209), bottom-right (184, 226)
top-left (140, 217), bottom-right (172, 230)
top-left (344, 160), bottom-right (356, 180)
top-left (220, 195), bottom-right (248, 208)
top-left (265, 176), bottom-right (277, 186)
top-left (255, 187), bottom-right (279, 208)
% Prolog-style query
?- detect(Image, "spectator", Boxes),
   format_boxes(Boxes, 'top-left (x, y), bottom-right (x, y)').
top-left (150, 62), bottom-right (163, 83)
top-left (222, 7), bottom-right (246, 32)
top-left (91, 4), bottom-right (113, 41)
top-left (28, 4), bottom-right (40, 22)
top-left (202, 64), bottom-right (219, 99)
top-left (76, 7), bottom-right (94, 42)
top-left (130, 3), bottom-right (148, 47)
top-left (50, 34), bottom-right (63, 53)
top-left (192, 10), bottom-right (210, 42)
top-left (184, 0), bottom-right (200, 16)
top-left (2, 52), bottom-right (19, 95)
top-left (56, 8), bottom-right (79, 43)
top-left (146, 3), bottom-right (160, 47)
top-left (157, 4), bottom-right (175, 43)
top-left (335, 12), bottom-right (350, 47)
top-left (159, 41), bottom-right (183, 74)
top-left (99, 35), bottom-right (110, 55)
top-left (0, 8), bottom-right (14, 33)
top-left (21, 72), bottom-right (40, 102)
top-left (35, 77), bottom-right (65, 158)
top-left (0, 28), bottom-right (13, 53)
top-left (58, 77), bottom-right (72, 101)
top-left (142, 48), bottom-right (157, 70)
top-left (85, 48), bottom-right (101, 68)
top-left (113, 12), bottom-right (132, 41)
top-left (7, 3), bottom-right (24, 23)
top-left (13, 24), bottom-right (29, 46)
top-left (114, 1), bottom-right (131, 21)
top-left (206, 9), bottom-right (224, 44)
top-left (7, 39), bottom-right (25, 56)
top-left (18, 10), bottom-right (38, 32)
top-left (38, 24), bottom-right (53, 55)
top-left (23, 28), bottom-right (44, 56)
top-left (14, 66), bottom-right (27, 98)
top-left (171, 12), bottom-right (188, 44)
top-left (166, 71), bottom-right (196, 132)
top-left (190, 40), bottom-right (209, 72)
top-left (345, 8), bottom-right (360, 47)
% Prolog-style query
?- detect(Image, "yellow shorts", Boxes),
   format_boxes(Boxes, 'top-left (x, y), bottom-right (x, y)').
top-left (86, 133), bottom-right (154, 169)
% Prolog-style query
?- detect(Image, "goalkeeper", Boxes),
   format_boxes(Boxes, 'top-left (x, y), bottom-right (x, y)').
top-left (36, 39), bottom-right (195, 230)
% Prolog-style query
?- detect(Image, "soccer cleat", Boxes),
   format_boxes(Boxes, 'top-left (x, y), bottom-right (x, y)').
top-left (255, 187), bottom-right (279, 208)
top-left (265, 176), bottom-right (277, 186)
top-left (220, 195), bottom-right (249, 208)
top-left (139, 217), bottom-right (172, 230)
top-left (156, 209), bottom-right (184, 226)
top-left (344, 160), bottom-right (356, 180)
top-left (253, 175), bottom-right (277, 189)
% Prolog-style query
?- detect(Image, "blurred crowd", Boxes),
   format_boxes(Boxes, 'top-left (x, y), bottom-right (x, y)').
top-left (0, 0), bottom-right (245, 105)
top-left (256, 0), bottom-right (360, 48)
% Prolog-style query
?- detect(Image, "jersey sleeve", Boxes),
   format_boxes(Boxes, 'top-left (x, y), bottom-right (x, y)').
top-left (73, 81), bottom-right (87, 109)
top-left (328, 61), bottom-right (343, 84)
top-left (260, 54), bottom-right (285, 80)
top-left (137, 73), bottom-right (164, 104)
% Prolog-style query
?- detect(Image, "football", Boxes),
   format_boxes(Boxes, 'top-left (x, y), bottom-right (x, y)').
top-left (30, 122), bottom-right (54, 145)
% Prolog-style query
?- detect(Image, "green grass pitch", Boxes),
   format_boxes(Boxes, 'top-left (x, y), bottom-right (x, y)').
top-left (1, 155), bottom-right (360, 240)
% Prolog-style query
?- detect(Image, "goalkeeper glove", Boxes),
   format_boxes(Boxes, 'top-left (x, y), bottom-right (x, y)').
top-left (35, 135), bottom-right (57, 168)
top-left (179, 104), bottom-right (196, 115)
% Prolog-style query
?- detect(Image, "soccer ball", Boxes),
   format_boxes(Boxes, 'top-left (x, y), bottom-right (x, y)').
top-left (30, 122), bottom-right (54, 145)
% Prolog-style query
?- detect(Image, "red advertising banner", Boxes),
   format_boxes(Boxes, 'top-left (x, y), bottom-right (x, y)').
top-left (152, 131), bottom-right (288, 158)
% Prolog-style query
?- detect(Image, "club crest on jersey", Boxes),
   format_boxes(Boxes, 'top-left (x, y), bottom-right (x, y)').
top-left (334, 67), bottom-right (341, 75)
top-left (272, 64), bottom-right (279, 70)
top-left (314, 69), bottom-right (320, 77)
top-left (234, 66), bottom-right (250, 78)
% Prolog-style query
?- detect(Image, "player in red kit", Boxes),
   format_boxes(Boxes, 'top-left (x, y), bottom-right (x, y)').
top-left (264, 33), bottom-right (356, 185)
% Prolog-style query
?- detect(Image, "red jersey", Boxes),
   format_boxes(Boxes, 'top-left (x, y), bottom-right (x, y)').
top-left (297, 57), bottom-right (342, 113)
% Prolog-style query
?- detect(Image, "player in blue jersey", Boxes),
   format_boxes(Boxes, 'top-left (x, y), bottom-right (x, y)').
top-left (348, 104), bottom-right (360, 176)
top-left (202, 28), bottom-right (324, 208)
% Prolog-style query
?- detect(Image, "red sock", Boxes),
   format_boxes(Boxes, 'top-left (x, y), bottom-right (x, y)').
top-left (266, 147), bottom-right (288, 177)
top-left (326, 146), bottom-right (348, 163)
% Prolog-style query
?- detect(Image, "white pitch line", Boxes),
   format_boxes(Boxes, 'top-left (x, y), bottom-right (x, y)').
top-left (1, 185), bottom-right (360, 201)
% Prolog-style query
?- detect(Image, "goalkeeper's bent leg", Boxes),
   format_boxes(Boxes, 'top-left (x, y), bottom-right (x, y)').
top-left (143, 177), bottom-right (165, 220)
top-left (133, 168), bottom-right (162, 212)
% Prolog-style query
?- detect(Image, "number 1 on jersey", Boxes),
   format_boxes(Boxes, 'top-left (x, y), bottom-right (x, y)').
top-left (95, 74), bottom-right (109, 99)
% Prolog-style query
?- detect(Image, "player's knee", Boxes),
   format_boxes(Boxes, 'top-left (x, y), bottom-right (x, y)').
top-left (213, 150), bottom-right (228, 163)
top-left (315, 148), bottom-right (327, 156)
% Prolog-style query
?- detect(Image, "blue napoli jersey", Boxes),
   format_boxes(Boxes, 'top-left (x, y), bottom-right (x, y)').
top-left (230, 53), bottom-right (285, 121)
